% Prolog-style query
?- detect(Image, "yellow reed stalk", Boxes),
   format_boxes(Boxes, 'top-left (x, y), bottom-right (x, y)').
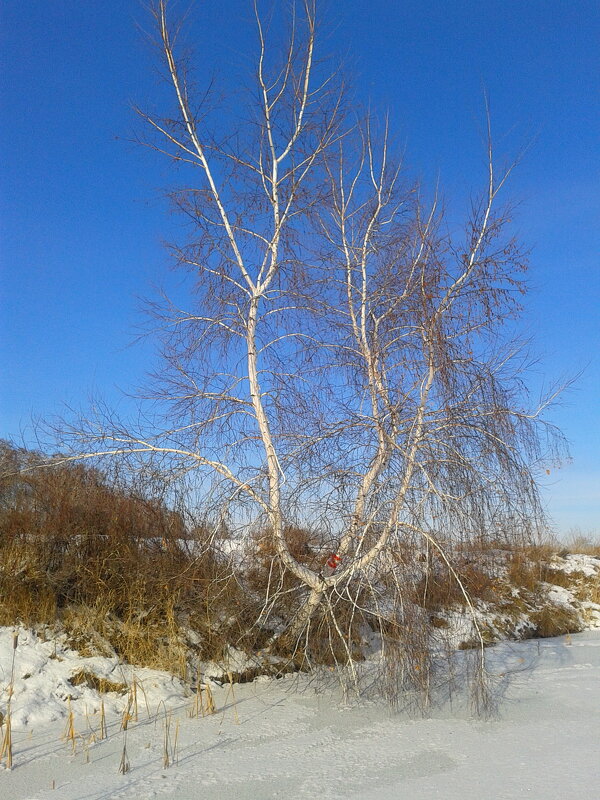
top-left (62, 699), bottom-right (77, 753)
top-left (203, 683), bottom-right (216, 715)
top-left (99, 699), bottom-right (107, 740)
top-left (0, 631), bottom-right (18, 769)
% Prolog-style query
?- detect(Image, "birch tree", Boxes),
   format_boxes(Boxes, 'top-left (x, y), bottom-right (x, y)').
top-left (54, 0), bottom-right (564, 692)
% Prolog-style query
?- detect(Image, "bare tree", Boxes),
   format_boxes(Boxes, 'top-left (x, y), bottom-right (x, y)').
top-left (50, 0), bottom-right (564, 701)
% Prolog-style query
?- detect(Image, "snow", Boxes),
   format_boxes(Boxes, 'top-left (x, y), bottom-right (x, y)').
top-left (0, 629), bottom-right (190, 730)
top-left (555, 553), bottom-right (600, 577)
top-left (2, 629), bottom-right (600, 799)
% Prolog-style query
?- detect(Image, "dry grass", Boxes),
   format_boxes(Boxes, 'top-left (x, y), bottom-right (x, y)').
top-left (69, 670), bottom-right (127, 694)
top-left (62, 699), bottom-right (77, 753)
top-left (506, 551), bottom-right (544, 593)
top-left (409, 536), bottom-right (599, 650)
top-left (0, 631), bottom-right (18, 769)
top-left (0, 710), bottom-right (13, 769)
top-left (528, 605), bottom-right (583, 638)
top-left (0, 442), bottom-right (265, 673)
top-left (562, 532), bottom-right (600, 558)
top-left (416, 561), bottom-right (498, 611)
top-left (457, 626), bottom-right (496, 650)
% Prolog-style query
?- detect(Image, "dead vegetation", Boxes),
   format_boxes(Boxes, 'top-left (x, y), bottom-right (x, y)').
top-left (69, 670), bottom-right (127, 695)
top-left (1, 441), bottom-right (599, 704)
top-left (0, 441), bottom-right (263, 674)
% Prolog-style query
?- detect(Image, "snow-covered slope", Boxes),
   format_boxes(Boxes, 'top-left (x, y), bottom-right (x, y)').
top-left (0, 628), bottom-right (189, 730)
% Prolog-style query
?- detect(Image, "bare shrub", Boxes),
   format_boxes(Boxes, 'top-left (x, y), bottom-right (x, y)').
top-left (563, 530), bottom-right (600, 558)
top-left (529, 605), bottom-right (583, 638)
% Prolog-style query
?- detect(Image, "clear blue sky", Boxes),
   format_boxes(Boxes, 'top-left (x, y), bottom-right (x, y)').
top-left (1, 1), bottom-right (599, 534)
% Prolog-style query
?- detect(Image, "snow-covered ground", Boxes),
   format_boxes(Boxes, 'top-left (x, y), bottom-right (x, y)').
top-left (0, 628), bottom-right (188, 730)
top-left (1, 629), bottom-right (599, 799)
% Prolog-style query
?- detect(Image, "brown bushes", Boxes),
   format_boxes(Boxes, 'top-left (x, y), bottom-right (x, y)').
top-left (415, 558), bottom-right (498, 611)
top-left (528, 605), bottom-right (583, 638)
top-left (0, 441), bottom-right (256, 672)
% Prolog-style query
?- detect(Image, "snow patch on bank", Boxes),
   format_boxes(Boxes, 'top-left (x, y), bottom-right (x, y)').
top-left (0, 629), bottom-right (190, 730)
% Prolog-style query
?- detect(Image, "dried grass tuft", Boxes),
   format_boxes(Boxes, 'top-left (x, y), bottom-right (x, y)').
top-left (69, 670), bottom-right (127, 695)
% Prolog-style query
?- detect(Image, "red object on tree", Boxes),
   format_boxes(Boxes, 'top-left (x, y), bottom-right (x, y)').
top-left (327, 553), bottom-right (341, 570)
